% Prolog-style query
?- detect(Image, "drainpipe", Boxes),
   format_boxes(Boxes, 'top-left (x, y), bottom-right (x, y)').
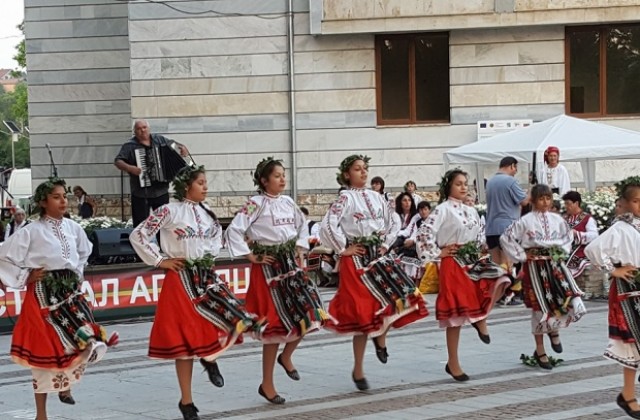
top-left (287, 0), bottom-right (298, 201)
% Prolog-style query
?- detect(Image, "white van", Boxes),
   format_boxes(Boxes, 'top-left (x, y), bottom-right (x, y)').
top-left (5, 168), bottom-right (32, 210)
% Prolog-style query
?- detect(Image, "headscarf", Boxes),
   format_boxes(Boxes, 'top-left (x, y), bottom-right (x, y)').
top-left (544, 146), bottom-right (560, 164)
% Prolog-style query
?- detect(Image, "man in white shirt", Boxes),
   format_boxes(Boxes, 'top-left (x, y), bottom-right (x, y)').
top-left (4, 208), bottom-right (28, 241)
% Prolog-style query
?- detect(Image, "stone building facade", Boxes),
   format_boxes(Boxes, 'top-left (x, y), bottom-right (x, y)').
top-left (24, 0), bottom-right (640, 219)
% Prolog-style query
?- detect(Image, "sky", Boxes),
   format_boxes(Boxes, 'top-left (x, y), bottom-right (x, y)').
top-left (0, 0), bottom-right (24, 71)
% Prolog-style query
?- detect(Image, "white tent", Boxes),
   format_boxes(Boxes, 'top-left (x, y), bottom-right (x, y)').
top-left (443, 114), bottom-right (640, 193)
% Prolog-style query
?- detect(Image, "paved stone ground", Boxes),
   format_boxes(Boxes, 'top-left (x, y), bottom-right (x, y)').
top-left (0, 292), bottom-right (631, 419)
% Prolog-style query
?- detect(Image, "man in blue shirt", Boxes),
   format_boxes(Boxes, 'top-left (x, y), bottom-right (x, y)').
top-left (485, 157), bottom-right (529, 266)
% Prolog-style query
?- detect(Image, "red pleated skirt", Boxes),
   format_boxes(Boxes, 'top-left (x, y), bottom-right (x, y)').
top-left (148, 270), bottom-right (227, 359)
top-left (436, 257), bottom-right (510, 328)
top-left (326, 256), bottom-right (428, 336)
top-left (10, 283), bottom-right (82, 369)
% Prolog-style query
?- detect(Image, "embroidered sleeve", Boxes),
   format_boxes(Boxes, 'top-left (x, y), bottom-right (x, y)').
top-left (584, 228), bottom-right (617, 273)
top-left (382, 195), bottom-right (400, 249)
top-left (0, 227), bottom-right (32, 289)
top-left (130, 205), bottom-right (172, 267)
top-left (74, 222), bottom-right (93, 277)
top-left (472, 208), bottom-right (486, 247)
top-left (293, 201), bottom-right (310, 250)
top-left (580, 216), bottom-right (599, 245)
top-left (415, 206), bottom-right (444, 263)
top-left (558, 218), bottom-right (573, 254)
top-left (500, 218), bottom-right (527, 263)
top-left (210, 221), bottom-right (223, 257)
top-left (223, 198), bottom-right (261, 258)
top-left (319, 193), bottom-right (349, 254)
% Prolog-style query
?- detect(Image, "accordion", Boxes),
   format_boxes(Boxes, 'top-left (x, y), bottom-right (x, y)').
top-left (135, 144), bottom-right (189, 187)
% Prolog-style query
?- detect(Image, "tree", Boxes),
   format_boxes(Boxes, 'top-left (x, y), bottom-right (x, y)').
top-left (11, 22), bottom-right (25, 78)
top-left (0, 21), bottom-right (29, 168)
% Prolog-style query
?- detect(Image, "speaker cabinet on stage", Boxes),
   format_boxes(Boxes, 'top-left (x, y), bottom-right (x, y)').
top-left (89, 228), bottom-right (141, 265)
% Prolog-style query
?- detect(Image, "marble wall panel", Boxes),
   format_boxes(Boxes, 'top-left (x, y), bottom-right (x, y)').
top-left (450, 64), bottom-right (564, 85)
top-left (450, 104), bottom-right (565, 125)
top-left (130, 36), bottom-right (287, 59)
top-left (29, 83), bottom-right (131, 103)
top-left (29, 100), bottom-right (131, 117)
top-left (128, 0), bottom-right (308, 20)
top-left (450, 40), bottom-right (564, 68)
top-left (132, 93), bottom-right (289, 118)
top-left (27, 36), bottom-right (130, 53)
top-left (29, 114), bottom-right (132, 135)
top-left (295, 89), bottom-right (375, 113)
top-left (29, 132), bottom-right (133, 148)
top-left (131, 76), bottom-right (290, 97)
top-left (25, 18), bottom-right (128, 39)
top-left (28, 50), bottom-right (130, 71)
top-left (295, 50), bottom-right (375, 74)
top-left (295, 71), bottom-right (375, 91)
top-left (26, 4), bottom-right (129, 21)
top-left (451, 81), bottom-right (564, 107)
top-left (28, 68), bottom-right (131, 86)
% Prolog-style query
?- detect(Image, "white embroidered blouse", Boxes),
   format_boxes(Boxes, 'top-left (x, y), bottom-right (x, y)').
top-left (500, 211), bottom-right (572, 263)
top-left (224, 194), bottom-right (308, 258)
top-left (320, 188), bottom-right (400, 254)
top-left (415, 198), bottom-right (484, 263)
top-left (584, 216), bottom-right (640, 273)
top-left (538, 163), bottom-right (571, 195)
top-left (130, 200), bottom-right (222, 267)
top-left (0, 217), bottom-right (92, 289)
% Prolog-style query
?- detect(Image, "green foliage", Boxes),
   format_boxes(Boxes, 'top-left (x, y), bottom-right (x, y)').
top-left (520, 353), bottom-right (563, 367)
top-left (11, 22), bottom-right (26, 73)
top-left (456, 241), bottom-right (480, 261)
top-left (0, 21), bottom-right (30, 169)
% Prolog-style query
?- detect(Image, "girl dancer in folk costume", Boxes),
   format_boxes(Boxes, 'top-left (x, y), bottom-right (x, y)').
top-left (0, 178), bottom-right (117, 420)
top-left (501, 184), bottom-right (586, 370)
top-left (224, 157), bottom-right (329, 405)
top-left (584, 180), bottom-right (640, 418)
top-left (130, 166), bottom-right (263, 420)
top-left (320, 155), bottom-right (428, 391)
top-left (416, 169), bottom-right (510, 382)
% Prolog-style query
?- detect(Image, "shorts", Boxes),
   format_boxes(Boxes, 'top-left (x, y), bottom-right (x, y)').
top-left (486, 235), bottom-right (501, 250)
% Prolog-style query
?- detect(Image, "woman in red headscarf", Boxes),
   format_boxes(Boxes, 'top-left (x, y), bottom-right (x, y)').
top-left (541, 146), bottom-right (571, 195)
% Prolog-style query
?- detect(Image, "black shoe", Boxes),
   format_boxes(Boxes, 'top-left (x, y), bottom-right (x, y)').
top-left (548, 332), bottom-right (563, 354)
top-left (471, 322), bottom-right (491, 344)
top-left (258, 384), bottom-right (286, 404)
top-left (200, 358), bottom-right (224, 387)
top-left (352, 372), bottom-right (370, 391)
top-left (58, 392), bottom-right (75, 405)
top-left (445, 364), bottom-right (469, 382)
top-left (617, 393), bottom-right (640, 419)
top-left (372, 337), bottom-right (388, 364)
top-left (277, 354), bottom-right (300, 381)
top-left (533, 350), bottom-right (553, 370)
top-left (178, 401), bottom-right (201, 420)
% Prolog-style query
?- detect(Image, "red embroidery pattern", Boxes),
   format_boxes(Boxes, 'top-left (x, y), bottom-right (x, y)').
top-left (47, 218), bottom-right (71, 260)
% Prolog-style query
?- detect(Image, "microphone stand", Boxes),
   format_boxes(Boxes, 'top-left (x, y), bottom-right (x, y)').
top-left (45, 144), bottom-right (58, 178)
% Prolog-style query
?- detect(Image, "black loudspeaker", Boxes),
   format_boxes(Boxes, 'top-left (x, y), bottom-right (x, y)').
top-left (89, 228), bottom-right (141, 265)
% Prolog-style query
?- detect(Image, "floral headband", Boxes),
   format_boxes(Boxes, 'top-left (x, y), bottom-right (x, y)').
top-left (615, 176), bottom-right (640, 198)
top-left (33, 177), bottom-right (68, 204)
top-left (336, 155), bottom-right (370, 186)
top-left (437, 169), bottom-right (465, 203)
top-left (252, 157), bottom-right (283, 192)
top-left (172, 165), bottom-right (205, 201)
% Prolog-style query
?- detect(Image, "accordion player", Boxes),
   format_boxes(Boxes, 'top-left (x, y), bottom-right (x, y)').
top-left (135, 143), bottom-right (191, 187)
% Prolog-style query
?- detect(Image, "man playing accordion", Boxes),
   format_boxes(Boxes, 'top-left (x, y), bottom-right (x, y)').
top-left (114, 119), bottom-right (190, 226)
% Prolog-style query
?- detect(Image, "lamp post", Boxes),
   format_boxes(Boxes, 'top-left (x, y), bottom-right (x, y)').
top-left (3, 121), bottom-right (21, 169)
